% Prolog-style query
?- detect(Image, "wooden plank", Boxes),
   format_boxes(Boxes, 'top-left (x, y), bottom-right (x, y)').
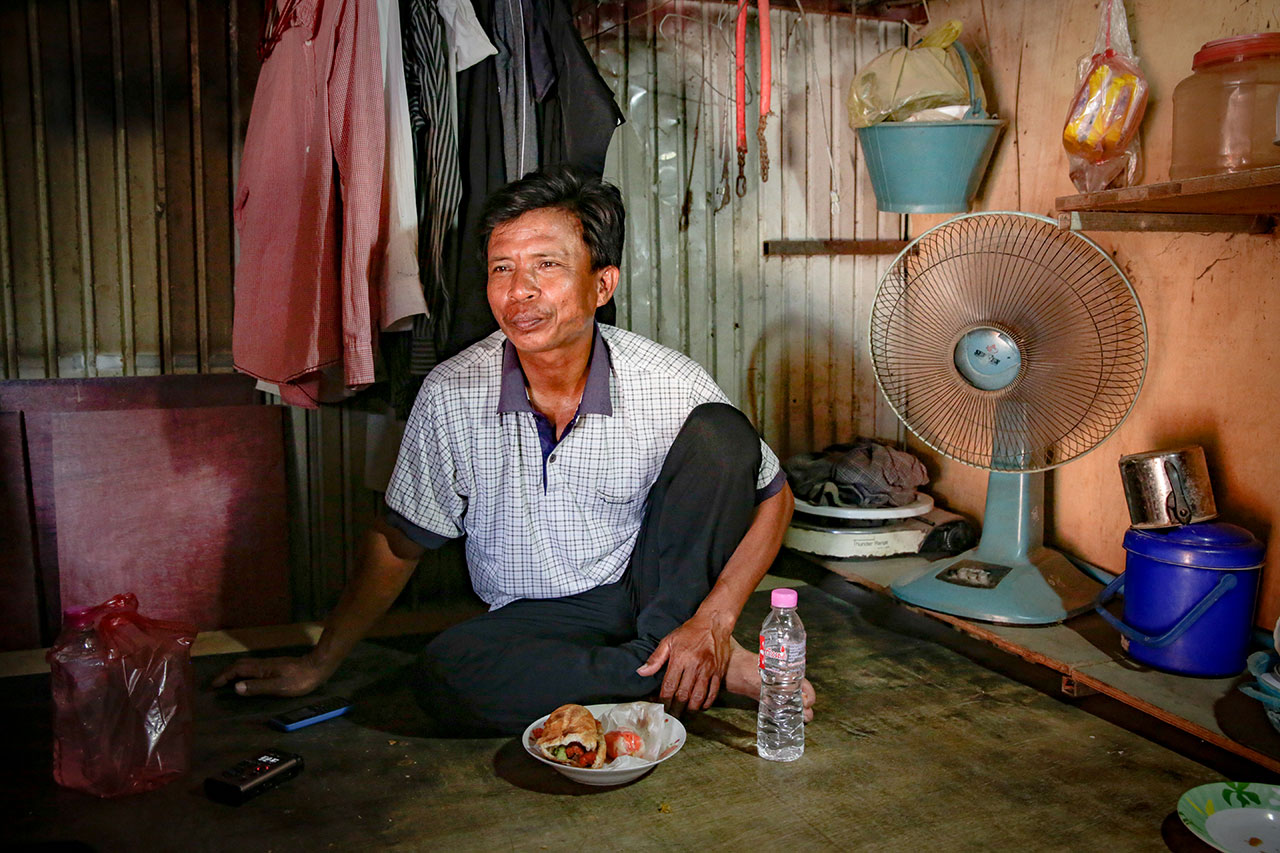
top-left (1057, 211), bottom-right (1274, 234)
top-left (0, 604), bottom-right (487, 678)
top-left (0, 373), bottom-right (257, 411)
top-left (1070, 659), bottom-right (1280, 776)
top-left (23, 410), bottom-right (60, 639)
top-left (0, 412), bottom-right (41, 650)
top-left (763, 238), bottom-right (909, 255)
top-left (1056, 165), bottom-right (1280, 215)
top-left (5, 374), bottom-right (263, 641)
top-left (50, 405), bottom-right (290, 631)
top-left (804, 549), bottom-right (1280, 775)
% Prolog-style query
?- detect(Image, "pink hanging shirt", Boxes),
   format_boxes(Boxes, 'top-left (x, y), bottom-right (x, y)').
top-left (233, 0), bottom-right (385, 406)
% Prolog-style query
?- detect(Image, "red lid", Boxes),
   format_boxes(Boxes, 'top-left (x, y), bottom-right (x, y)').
top-left (1193, 33), bottom-right (1280, 70)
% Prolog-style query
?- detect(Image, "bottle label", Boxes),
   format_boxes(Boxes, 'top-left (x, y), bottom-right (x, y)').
top-left (759, 635), bottom-right (805, 670)
top-left (759, 635), bottom-right (787, 669)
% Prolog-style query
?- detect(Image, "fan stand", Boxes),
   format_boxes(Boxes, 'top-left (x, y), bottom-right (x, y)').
top-left (890, 471), bottom-right (1102, 625)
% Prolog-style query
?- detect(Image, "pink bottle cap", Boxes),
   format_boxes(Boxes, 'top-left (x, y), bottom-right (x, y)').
top-left (771, 588), bottom-right (798, 609)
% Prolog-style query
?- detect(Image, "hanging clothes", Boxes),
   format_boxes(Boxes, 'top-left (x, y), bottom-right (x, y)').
top-left (400, 0), bottom-right (497, 378)
top-left (435, 0), bottom-right (625, 359)
top-left (492, 0), bottom-right (555, 180)
top-left (402, 0), bottom-right (454, 377)
top-left (377, 0), bottom-right (428, 333)
top-left (535, 0), bottom-right (625, 178)
top-left (233, 0), bottom-right (385, 407)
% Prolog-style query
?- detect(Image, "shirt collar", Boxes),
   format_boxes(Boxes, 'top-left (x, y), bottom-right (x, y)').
top-left (497, 324), bottom-right (613, 416)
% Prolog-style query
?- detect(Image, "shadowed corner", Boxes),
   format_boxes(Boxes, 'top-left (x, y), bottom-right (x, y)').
top-left (491, 738), bottom-right (651, 794)
top-left (1161, 809), bottom-right (1215, 852)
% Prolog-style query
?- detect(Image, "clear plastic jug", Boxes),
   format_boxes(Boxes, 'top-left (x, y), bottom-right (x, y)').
top-left (1170, 34), bottom-right (1280, 179)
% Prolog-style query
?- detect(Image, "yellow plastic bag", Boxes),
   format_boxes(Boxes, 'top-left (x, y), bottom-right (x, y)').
top-left (1062, 0), bottom-right (1148, 191)
top-left (847, 21), bottom-right (985, 129)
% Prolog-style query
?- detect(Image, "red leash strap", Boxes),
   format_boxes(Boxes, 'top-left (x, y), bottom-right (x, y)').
top-left (735, 0), bottom-right (749, 196)
top-left (757, 0), bottom-right (771, 182)
top-left (735, 1), bottom-right (773, 194)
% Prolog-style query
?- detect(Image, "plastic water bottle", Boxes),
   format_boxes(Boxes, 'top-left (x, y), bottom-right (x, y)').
top-left (756, 588), bottom-right (806, 761)
top-left (48, 607), bottom-right (108, 791)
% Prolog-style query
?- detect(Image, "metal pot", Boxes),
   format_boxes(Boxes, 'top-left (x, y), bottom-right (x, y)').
top-left (1118, 446), bottom-right (1217, 528)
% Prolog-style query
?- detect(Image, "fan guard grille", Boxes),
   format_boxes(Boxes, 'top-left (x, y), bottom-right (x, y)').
top-left (870, 213), bottom-right (1146, 472)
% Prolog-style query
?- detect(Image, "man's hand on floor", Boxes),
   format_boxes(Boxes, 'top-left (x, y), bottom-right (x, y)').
top-left (211, 654), bottom-right (330, 698)
top-left (636, 611), bottom-right (734, 712)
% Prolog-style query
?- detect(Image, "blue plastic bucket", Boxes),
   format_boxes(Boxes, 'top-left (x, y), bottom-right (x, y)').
top-left (854, 42), bottom-right (1005, 214)
top-left (1096, 522), bottom-right (1264, 677)
top-left (856, 120), bottom-right (1005, 213)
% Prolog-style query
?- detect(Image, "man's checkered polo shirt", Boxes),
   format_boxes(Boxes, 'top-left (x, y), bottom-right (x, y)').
top-left (385, 324), bottom-right (784, 609)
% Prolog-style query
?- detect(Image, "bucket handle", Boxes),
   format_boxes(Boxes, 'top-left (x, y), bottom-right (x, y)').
top-left (905, 39), bottom-right (988, 119)
top-left (1094, 571), bottom-right (1238, 649)
top-left (952, 43), bottom-right (986, 119)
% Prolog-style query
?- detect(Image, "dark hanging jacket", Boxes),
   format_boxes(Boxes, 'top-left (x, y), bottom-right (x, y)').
top-left (439, 0), bottom-right (624, 359)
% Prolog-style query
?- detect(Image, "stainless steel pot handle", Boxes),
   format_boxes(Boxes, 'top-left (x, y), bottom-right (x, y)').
top-left (1164, 460), bottom-right (1194, 525)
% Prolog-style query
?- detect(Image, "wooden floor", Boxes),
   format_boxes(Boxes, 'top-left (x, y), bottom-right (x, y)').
top-left (4, 555), bottom-right (1266, 852)
top-left (805, 551), bottom-right (1280, 775)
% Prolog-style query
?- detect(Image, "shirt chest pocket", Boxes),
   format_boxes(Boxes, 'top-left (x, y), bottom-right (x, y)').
top-left (573, 431), bottom-right (658, 527)
top-left (594, 464), bottom-right (653, 506)
top-left (577, 465), bottom-right (651, 536)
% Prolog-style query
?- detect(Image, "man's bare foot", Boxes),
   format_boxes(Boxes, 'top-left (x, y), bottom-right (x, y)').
top-left (724, 639), bottom-right (815, 721)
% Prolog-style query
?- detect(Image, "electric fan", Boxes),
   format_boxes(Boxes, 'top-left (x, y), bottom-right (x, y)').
top-left (870, 212), bottom-right (1146, 624)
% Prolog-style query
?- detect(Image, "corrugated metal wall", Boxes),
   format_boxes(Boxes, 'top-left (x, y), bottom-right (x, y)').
top-left (0, 0), bottom-right (257, 378)
top-left (0, 0), bottom-right (904, 620)
top-left (587, 2), bottom-right (906, 460)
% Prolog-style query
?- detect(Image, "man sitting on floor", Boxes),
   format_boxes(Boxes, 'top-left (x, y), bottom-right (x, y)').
top-left (214, 165), bottom-right (815, 734)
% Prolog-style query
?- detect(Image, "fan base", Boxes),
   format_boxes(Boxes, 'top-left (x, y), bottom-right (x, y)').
top-left (890, 545), bottom-right (1101, 625)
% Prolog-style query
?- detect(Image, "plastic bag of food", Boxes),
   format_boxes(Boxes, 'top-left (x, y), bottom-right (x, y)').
top-left (847, 21), bottom-right (985, 129)
top-left (600, 701), bottom-right (669, 765)
top-left (1062, 0), bottom-right (1148, 192)
top-left (46, 593), bottom-right (197, 797)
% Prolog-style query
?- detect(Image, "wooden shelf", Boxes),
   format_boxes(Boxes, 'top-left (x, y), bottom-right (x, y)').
top-left (795, 549), bottom-right (1280, 775)
top-left (763, 239), bottom-right (909, 256)
top-left (1056, 165), bottom-right (1280, 233)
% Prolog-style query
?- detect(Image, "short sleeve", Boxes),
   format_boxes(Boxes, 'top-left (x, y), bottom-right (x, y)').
top-left (384, 379), bottom-right (468, 540)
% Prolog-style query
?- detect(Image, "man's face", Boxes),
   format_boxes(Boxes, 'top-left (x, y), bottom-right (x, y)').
top-left (486, 208), bottom-right (618, 357)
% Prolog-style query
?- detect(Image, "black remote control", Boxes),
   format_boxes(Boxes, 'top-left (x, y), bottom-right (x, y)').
top-left (268, 695), bottom-right (351, 732)
top-left (204, 749), bottom-right (304, 805)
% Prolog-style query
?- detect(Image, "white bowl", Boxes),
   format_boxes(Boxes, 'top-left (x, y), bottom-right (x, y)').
top-left (521, 703), bottom-right (686, 786)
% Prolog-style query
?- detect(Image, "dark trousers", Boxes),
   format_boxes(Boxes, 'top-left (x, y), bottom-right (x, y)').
top-left (412, 402), bottom-right (762, 735)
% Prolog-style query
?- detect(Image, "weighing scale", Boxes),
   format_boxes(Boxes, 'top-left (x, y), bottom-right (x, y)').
top-left (783, 492), bottom-right (974, 560)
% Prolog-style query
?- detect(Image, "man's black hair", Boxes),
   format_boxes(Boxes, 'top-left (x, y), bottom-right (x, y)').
top-left (479, 165), bottom-right (625, 271)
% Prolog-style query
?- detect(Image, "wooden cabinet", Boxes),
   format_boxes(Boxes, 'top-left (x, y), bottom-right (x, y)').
top-left (0, 375), bottom-right (290, 649)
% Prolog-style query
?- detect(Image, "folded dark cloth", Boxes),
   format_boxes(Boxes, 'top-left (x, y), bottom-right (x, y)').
top-left (784, 439), bottom-right (928, 508)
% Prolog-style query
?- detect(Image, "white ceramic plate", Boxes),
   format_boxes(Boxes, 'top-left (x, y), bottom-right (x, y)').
top-left (522, 703), bottom-right (686, 787)
top-left (1179, 782), bottom-right (1280, 852)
